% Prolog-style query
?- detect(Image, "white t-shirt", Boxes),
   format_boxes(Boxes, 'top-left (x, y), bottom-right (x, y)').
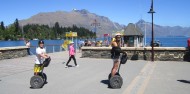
top-left (26, 42), bottom-right (30, 48)
top-left (35, 47), bottom-right (46, 64)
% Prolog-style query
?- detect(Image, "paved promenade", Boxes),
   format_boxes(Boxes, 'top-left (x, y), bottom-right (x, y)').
top-left (0, 51), bottom-right (190, 94)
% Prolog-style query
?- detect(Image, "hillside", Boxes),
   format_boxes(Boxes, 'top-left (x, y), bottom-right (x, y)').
top-left (19, 9), bottom-right (190, 37)
top-left (19, 9), bottom-right (124, 37)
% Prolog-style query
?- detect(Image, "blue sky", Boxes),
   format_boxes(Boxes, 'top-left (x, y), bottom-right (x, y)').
top-left (1, 0), bottom-right (190, 27)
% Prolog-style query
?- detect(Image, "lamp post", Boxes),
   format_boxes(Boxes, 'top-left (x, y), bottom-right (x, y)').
top-left (91, 19), bottom-right (100, 42)
top-left (148, 0), bottom-right (155, 61)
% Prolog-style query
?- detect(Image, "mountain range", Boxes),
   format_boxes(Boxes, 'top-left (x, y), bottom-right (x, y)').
top-left (136, 20), bottom-right (190, 37)
top-left (19, 9), bottom-right (190, 37)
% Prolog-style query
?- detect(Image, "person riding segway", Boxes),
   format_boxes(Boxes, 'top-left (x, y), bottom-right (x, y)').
top-left (109, 33), bottom-right (128, 89)
top-left (30, 40), bottom-right (51, 89)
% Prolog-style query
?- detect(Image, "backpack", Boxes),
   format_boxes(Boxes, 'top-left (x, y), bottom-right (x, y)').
top-left (120, 53), bottom-right (127, 64)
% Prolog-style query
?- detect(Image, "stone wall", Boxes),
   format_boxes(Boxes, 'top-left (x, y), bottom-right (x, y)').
top-left (0, 46), bottom-right (28, 60)
top-left (81, 47), bottom-right (189, 61)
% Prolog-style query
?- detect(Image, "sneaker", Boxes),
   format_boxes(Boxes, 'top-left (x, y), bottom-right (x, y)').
top-left (65, 65), bottom-right (69, 68)
top-left (75, 65), bottom-right (79, 67)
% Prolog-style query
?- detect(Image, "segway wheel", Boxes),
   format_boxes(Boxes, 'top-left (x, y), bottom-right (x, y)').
top-left (108, 72), bottom-right (120, 80)
top-left (30, 75), bottom-right (44, 89)
top-left (109, 75), bottom-right (123, 89)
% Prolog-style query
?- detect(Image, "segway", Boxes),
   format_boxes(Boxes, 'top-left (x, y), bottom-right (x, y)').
top-left (30, 57), bottom-right (51, 89)
top-left (108, 53), bottom-right (127, 89)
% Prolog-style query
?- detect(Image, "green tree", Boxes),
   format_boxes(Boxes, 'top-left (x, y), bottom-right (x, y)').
top-left (0, 21), bottom-right (5, 40)
top-left (0, 29), bottom-right (3, 40)
top-left (14, 19), bottom-right (22, 39)
top-left (4, 24), bottom-right (16, 40)
top-left (53, 22), bottom-right (61, 38)
top-left (1, 21), bottom-right (5, 30)
top-left (4, 23), bottom-right (95, 40)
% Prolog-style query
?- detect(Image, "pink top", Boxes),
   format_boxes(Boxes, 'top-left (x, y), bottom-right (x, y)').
top-left (69, 44), bottom-right (75, 55)
top-left (188, 38), bottom-right (190, 47)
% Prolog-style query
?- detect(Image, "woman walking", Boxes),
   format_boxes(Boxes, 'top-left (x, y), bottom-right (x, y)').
top-left (65, 41), bottom-right (79, 68)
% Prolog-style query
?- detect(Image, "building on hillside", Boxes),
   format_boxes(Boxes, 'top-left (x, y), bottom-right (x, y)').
top-left (123, 23), bottom-right (144, 47)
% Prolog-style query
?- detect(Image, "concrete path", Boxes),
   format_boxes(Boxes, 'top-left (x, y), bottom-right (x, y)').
top-left (0, 51), bottom-right (190, 94)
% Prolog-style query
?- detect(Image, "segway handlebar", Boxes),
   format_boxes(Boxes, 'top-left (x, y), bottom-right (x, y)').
top-left (43, 57), bottom-right (51, 67)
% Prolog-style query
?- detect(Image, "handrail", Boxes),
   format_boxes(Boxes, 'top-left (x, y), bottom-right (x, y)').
top-left (29, 44), bottom-right (64, 54)
top-left (30, 44), bottom-right (62, 47)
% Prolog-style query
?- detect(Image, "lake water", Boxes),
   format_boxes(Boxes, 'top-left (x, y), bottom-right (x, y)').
top-left (0, 40), bottom-right (65, 55)
top-left (146, 36), bottom-right (189, 47)
top-left (0, 40), bottom-right (64, 47)
top-left (0, 36), bottom-right (189, 54)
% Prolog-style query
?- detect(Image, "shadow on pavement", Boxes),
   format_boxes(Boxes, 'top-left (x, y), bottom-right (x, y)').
top-left (101, 80), bottom-right (112, 88)
top-left (177, 80), bottom-right (190, 84)
top-left (101, 80), bottom-right (109, 85)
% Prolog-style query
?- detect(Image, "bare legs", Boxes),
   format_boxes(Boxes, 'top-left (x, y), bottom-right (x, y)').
top-left (111, 59), bottom-right (120, 77)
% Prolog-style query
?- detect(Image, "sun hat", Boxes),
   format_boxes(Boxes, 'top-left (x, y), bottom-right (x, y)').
top-left (115, 32), bottom-right (122, 36)
top-left (70, 41), bottom-right (74, 44)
